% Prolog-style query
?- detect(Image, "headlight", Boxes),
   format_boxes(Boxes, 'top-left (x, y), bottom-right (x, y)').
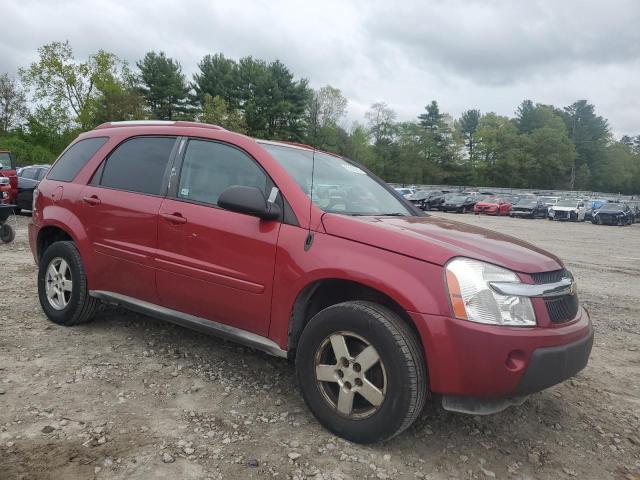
top-left (445, 258), bottom-right (536, 327)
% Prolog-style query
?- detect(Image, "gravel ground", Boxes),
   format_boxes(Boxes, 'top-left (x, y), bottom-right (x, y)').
top-left (0, 212), bottom-right (639, 480)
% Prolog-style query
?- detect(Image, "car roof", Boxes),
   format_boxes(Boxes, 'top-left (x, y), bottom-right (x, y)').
top-left (91, 121), bottom-right (343, 160)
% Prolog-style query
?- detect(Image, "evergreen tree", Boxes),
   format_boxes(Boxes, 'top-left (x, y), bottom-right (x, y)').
top-left (136, 51), bottom-right (191, 120)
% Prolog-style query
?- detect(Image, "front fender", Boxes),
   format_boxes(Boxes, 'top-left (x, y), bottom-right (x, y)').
top-left (268, 224), bottom-right (448, 349)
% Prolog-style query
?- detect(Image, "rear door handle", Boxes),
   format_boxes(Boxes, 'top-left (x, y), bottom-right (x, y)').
top-left (82, 195), bottom-right (101, 206)
top-left (161, 212), bottom-right (187, 224)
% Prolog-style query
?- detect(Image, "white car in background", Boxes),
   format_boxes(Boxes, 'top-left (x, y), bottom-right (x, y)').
top-left (394, 187), bottom-right (415, 198)
top-left (548, 198), bottom-right (587, 222)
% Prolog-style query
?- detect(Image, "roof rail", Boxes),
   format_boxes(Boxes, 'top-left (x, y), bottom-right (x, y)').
top-left (94, 120), bottom-right (226, 130)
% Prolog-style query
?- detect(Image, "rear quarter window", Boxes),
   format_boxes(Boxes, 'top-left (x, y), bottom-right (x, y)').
top-left (47, 137), bottom-right (108, 182)
top-left (96, 136), bottom-right (176, 196)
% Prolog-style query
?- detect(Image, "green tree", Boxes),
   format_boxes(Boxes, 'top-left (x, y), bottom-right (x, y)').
top-left (81, 63), bottom-right (146, 127)
top-left (417, 101), bottom-right (459, 176)
top-left (0, 73), bottom-right (28, 134)
top-left (233, 57), bottom-right (311, 140)
top-left (192, 53), bottom-right (238, 107)
top-left (136, 51), bottom-right (191, 120)
top-left (198, 94), bottom-right (246, 133)
top-left (365, 102), bottom-right (397, 180)
top-left (562, 100), bottom-right (610, 189)
top-left (19, 41), bottom-right (121, 128)
top-left (458, 109), bottom-right (480, 166)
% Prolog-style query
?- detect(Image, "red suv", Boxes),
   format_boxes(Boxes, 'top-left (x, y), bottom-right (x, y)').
top-left (29, 121), bottom-right (593, 443)
top-left (0, 150), bottom-right (18, 205)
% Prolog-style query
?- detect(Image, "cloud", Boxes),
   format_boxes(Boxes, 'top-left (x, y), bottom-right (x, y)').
top-left (1, 0), bottom-right (639, 136)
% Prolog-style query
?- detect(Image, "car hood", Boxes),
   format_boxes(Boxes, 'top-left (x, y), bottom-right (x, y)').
top-left (596, 207), bottom-right (625, 214)
top-left (321, 214), bottom-right (562, 273)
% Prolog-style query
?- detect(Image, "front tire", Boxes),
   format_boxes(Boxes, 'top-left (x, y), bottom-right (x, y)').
top-left (38, 241), bottom-right (99, 326)
top-left (296, 301), bottom-right (427, 444)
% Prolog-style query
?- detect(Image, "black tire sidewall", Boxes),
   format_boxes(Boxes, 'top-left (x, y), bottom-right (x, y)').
top-left (1, 224), bottom-right (14, 243)
top-left (296, 303), bottom-right (421, 443)
top-left (38, 242), bottom-right (87, 325)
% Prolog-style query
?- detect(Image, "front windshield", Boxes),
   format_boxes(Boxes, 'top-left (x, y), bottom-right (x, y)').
top-left (557, 199), bottom-right (578, 207)
top-left (483, 196), bottom-right (501, 204)
top-left (603, 203), bottom-right (624, 210)
top-left (447, 195), bottom-right (468, 203)
top-left (262, 143), bottom-right (412, 216)
top-left (516, 197), bottom-right (537, 206)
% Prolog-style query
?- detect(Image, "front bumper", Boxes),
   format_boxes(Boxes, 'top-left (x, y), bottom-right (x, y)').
top-left (474, 207), bottom-right (499, 215)
top-left (510, 209), bottom-right (533, 217)
top-left (408, 305), bottom-right (593, 400)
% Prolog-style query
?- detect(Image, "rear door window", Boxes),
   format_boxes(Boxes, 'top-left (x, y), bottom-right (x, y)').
top-left (96, 137), bottom-right (176, 196)
top-left (47, 137), bottom-right (108, 182)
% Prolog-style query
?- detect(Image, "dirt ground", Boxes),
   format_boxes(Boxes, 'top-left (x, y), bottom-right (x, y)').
top-left (0, 212), bottom-right (638, 480)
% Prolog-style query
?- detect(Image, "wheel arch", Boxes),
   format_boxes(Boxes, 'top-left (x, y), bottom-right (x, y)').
top-left (37, 224), bottom-right (76, 261)
top-left (286, 278), bottom-right (425, 359)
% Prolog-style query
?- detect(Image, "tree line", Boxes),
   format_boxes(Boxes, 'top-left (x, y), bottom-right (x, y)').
top-left (1, 40), bottom-right (639, 194)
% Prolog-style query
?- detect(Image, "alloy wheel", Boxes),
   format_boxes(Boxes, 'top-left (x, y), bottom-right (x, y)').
top-left (45, 257), bottom-right (73, 310)
top-left (314, 331), bottom-right (387, 419)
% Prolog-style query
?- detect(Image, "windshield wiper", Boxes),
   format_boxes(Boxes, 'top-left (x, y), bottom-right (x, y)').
top-left (375, 212), bottom-right (407, 217)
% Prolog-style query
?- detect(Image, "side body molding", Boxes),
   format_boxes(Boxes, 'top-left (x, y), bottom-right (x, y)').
top-left (90, 290), bottom-right (287, 358)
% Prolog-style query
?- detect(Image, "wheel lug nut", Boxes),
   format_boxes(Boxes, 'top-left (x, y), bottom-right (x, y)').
top-left (353, 363), bottom-right (361, 372)
top-left (344, 382), bottom-right (352, 390)
top-left (355, 378), bottom-right (363, 387)
top-left (336, 370), bottom-right (344, 378)
top-left (341, 358), bottom-right (349, 368)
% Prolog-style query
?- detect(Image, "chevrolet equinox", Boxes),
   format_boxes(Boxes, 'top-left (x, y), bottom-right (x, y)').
top-left (29, 121), bottom-right (593, 443)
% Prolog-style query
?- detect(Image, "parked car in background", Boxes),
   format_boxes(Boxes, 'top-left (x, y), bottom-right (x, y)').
top-left (584, 199), bottom-right (608, 221)
top-left (473, 196), bottom-right (513, 216)
top-left (548, 199), bottom-right (587, 222)
top-left (405, 189), bottom-right (435, 209)
top-left (592, 203), bottom-right (634, 225)
top-left (0, 150), bottom-right (18, 206)
top-left (424, 190), bottom-right (450, 210)
top-left (538, 196), bottom-right (559, 208)
top-left (441, 194), bottom-right (476, 213)
top-left (394, 187), bottom-right (415, 198)
top-left (509, 197), bottom-right (548, 219)
top-left (28, 120), bottom-right (593, 443)
top-left (627, 201), bottom-right (640, 222)
top-left (15, 165), bottom-right (50, 214)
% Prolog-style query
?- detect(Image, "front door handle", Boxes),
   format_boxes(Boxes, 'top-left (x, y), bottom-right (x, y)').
top-left (161, 212), bottom-right (187, 224)
top-left (82, 195), bottom-right (101, 206)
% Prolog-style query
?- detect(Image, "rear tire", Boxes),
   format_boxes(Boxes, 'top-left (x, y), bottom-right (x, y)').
top-left (38, 241), bottom-right (99, 326)
top-left (296, 301), bottom-right (427, 444)
top-left (0, 224), bottom-right (15, 243)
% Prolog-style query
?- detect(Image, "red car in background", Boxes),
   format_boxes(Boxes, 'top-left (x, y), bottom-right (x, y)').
top-left (474, 196), bottom-right (514, 216)
top-left (0, 150), bottom-right (18, 206)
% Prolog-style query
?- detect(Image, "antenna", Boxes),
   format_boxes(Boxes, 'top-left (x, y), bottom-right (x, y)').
top-left (304, 148), bottom-right (316, 251)
top-left (304, 96), bottom-right (319, 251)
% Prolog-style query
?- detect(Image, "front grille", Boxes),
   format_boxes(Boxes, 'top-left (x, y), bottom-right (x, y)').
top-left (598, 213), bottom-right (618, 224)
top-left (530, 269), bottom-right (567, 284)
top-left (530, 269), bottom-right (578, 324)
top-left (554, 210), bottom-right (569, 219)
top-left (544, 294), bottom-right (579, 324)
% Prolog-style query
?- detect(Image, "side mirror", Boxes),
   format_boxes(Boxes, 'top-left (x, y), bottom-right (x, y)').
top-left (217, 185), bottom-right (281, 221)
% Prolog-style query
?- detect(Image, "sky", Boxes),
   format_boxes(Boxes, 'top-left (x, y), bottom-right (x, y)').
top-left (2, 0), bottom-right (639, 137)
